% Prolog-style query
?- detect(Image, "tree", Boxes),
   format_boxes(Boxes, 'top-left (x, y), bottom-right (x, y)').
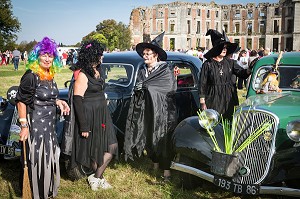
top-left (17, 40), bottom-right (37, 53)
top-left (0, 0), bottom-right (21, 51)
top-left (82, 31), bottom-right (108, 49)
top-left (96, 19), bottom-right (131, 51)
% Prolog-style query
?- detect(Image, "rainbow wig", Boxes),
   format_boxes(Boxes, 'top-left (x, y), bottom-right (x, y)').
top-left (26, 37), bottom-right (62, 80)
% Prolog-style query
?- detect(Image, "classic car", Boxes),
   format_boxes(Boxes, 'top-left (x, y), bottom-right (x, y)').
top-left (171, 51), bottom-right (300, 197)
top-left (0, 51), bottom-right (202, 179)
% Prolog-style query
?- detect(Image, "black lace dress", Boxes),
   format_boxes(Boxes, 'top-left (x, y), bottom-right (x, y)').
top-left (71, 71), bottom-right (118, 169)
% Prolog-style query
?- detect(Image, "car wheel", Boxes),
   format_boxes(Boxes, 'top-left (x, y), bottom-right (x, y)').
top-left (178, 154), bottom-right (204, 190)
top-left (64, 156), bottom-right (94, 181)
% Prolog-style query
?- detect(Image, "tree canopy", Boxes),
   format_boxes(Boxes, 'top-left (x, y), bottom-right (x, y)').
top-left (0, 0), bottom-right (21, 51)
top-left (95, 19), bottom-right (131, 51)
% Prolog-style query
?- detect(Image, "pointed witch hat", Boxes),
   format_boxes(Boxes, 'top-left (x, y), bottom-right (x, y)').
top-left (204, 29), bottom-right (238, 59)
top-left (136, 31), bottom-right (167, 61)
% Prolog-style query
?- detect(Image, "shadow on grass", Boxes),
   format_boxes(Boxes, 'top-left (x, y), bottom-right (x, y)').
top-left (0, 158), bottom-right (22, 198)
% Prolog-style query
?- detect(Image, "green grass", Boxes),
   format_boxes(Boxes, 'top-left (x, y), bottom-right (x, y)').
top-left (0, 63), bottom-right (73, 97)
top-left (0, 64), bottom-right (270, 199)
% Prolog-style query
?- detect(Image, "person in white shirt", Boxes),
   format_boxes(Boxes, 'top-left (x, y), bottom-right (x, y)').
top-left (237, 50), bottom-right (248, 89)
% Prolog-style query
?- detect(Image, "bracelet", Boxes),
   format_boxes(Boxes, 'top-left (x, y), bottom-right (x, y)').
top-left (20, 123), bottom-right (29, 128)
top-left (19, 118), bottom-right (27, 122)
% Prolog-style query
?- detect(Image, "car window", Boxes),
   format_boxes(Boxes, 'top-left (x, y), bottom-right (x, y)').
top-left (170, 62), bottom-right (195, 88)
top-left (100, 63), bottom-right (134, 87)
top-left (253, 65), bottom-right (300, 91)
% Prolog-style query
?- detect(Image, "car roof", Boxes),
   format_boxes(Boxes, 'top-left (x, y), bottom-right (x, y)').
top-left (255, 52), bottom-right (300, 67)
top-left (102, 51), bottom-right (202, 69)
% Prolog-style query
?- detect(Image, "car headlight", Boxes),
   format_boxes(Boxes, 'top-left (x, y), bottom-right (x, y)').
top-left (286, 120), bottom-right (300, 142)
top-left (198, 109), bottom-right (220, 129)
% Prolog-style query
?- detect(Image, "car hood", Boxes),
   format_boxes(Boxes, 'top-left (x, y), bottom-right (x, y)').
top-left (241, 92), bottom-right (300, 126)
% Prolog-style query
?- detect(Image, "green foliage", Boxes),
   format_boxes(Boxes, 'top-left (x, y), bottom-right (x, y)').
top-left (17, 40), bottom-right (38, 53)
top-left (0, 0), bottom-right (21, 51)
top-left (95, 19), bottom-right (131, 51)
top-left (82, 31), bottom-right (108, 50)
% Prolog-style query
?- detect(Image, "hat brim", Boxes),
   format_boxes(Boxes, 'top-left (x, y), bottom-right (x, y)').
top-left (136, 43), bottom-right (167, 61)
top-left (204, 42), bottom-right (238, 59)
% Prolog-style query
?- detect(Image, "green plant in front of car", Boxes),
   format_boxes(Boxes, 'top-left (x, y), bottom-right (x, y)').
top-left (197, 108), bottom-right (273, 155)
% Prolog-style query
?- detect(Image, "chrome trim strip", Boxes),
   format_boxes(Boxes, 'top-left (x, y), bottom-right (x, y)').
top-left (171, 162), bottom-right (300, 197)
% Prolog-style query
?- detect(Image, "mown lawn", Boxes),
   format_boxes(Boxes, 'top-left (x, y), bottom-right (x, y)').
top-left (0, 64), bottom-right (274, 199)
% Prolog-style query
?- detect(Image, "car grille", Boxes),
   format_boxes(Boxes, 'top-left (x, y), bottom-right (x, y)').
top-left (232, 108), bottom-right (279, 184)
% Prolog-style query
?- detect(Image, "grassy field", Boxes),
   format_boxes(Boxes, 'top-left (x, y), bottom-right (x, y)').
top-left (0, 64), bottom-right (271, 199)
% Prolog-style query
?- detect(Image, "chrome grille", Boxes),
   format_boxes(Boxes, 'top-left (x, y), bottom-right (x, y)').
top-left (231, 109), bottom-right (278, 184)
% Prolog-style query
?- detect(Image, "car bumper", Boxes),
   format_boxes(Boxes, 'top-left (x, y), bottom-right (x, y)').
top-left (171, 161), bottom-right (300, 197)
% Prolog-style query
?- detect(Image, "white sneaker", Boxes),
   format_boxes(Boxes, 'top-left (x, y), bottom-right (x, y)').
top-left (99, 178), bottom-right (112, 189)
top-left (87, 173), bottom-right (96, 184)
top-left (88, 174), bottom-right (112, 190)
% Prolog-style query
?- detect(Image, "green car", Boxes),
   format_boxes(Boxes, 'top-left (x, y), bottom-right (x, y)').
top-left (171, 52), bottom-right (300, 197)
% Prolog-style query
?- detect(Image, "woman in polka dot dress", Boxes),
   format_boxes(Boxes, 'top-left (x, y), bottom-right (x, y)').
top-left (16, 37), bottom-right (70, 199)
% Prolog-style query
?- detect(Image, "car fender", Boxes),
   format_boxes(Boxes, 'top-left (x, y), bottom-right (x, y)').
top-left (172, 115), bottom-right (224, 166)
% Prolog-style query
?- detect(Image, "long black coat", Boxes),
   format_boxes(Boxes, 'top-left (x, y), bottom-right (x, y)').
top-left (124, 62), bottom-right (177, 160)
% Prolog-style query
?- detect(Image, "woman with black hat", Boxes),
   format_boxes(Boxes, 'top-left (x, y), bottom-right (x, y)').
top-left (124, 32), bottom-right (177, 182)
top-left (199, 29), bottom-right (252, 120)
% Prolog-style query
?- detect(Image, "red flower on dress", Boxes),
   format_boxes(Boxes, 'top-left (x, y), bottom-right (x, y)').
top-left (101, 123), bottom-right (106, 128)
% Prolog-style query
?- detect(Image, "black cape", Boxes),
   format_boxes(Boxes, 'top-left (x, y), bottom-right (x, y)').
top-left (124, 62), bottom-right (177, 160)
top-left (198, 57), bottom-right (250, 119)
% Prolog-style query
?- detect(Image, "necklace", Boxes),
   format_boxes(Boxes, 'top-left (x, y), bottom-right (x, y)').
top-left (219, 64), bottom-right (224, 75)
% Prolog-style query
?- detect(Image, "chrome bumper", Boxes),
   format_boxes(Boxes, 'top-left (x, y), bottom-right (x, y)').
top-left (171, 161), bottom-right (300, 197)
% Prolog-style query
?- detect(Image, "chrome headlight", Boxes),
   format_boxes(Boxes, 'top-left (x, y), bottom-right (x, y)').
top-left (198, 109), bottom-right (220, 129)
top-left (286, 120), bottom-right (300, 142)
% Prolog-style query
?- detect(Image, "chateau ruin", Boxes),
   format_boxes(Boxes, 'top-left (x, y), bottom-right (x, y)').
top-left (129, 0), bottom-right (299, 51)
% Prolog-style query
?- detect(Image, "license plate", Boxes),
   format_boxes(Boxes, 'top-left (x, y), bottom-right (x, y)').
top-left (0, 144), bottom-right (15, 156)
top-left (213, 175), bottom-right (260, 195)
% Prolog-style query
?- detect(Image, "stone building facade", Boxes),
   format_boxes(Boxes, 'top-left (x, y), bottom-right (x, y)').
top-left (129, 0), bottom-right (299, 51)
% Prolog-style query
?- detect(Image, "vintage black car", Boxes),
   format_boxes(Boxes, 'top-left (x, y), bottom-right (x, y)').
top-left (171, 52), bottom-right (300, 197)
top-left (0, 51), bottom-right (202, 178)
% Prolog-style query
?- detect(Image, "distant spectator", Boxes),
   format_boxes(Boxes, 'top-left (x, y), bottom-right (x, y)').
top-left (237, 50), bottom-right (249, 90)
top-left (197, 47), bottom-right (204, 61)
top-left (1, 52), bottom-right (7, 65)
top-left (258, 47), bottom-right (264, 57)
top-left (23, 51), bottom-right (28, 66)
top-left (248, 50), bottom-right (258, 67)
top-left (12, 48), bottom-right (21, 71)
top-left (263, 48), bottom-right (271, 56)
top-left (62, 51), bottom-right (68, 66)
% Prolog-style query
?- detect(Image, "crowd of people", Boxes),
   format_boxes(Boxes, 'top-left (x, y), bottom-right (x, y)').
top-left (12, 28), bottom-right (288, 198)
top-left (0, 50), bottom-right (28, 69)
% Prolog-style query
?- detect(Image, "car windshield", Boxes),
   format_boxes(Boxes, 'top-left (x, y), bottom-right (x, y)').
top-left (100, 63), bottom-right (134, 87)
top-left (253, 65), bottom-right (300, 91)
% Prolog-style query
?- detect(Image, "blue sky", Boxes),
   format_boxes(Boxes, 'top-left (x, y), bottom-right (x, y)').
top-left (11, 0), bottom-right (278, 45)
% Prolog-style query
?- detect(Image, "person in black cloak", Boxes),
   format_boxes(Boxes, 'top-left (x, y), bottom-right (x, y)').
top-left (199, 29), bottom-right (252, 120)
top-left (124, 32), bottom-right (177, 182)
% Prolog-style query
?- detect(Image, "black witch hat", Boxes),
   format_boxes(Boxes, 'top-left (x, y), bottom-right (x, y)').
top-left (136, 31), bottom-right (167, 61)
top-left (204, 29), bottom-right (238, 59)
